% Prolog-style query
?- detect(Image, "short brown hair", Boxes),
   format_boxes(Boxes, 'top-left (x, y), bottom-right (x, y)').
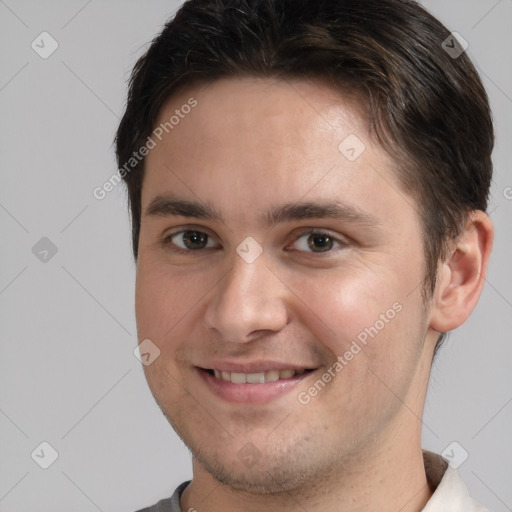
top-left (115, 0), bottom-right (494, 348)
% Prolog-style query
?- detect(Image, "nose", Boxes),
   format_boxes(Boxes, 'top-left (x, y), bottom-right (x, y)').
top-left (203, 251), bottom-right (289, 343)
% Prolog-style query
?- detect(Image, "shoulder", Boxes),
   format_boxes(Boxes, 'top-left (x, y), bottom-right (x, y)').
top-left (133, 481), bottom-right (191, 512)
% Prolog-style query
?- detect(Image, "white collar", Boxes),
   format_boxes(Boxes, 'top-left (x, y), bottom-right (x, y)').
top-left (422, 451), bottom-right (490, 511)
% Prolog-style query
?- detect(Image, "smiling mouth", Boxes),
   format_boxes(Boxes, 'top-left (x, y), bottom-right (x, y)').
top-left (201, 368), bottom-right (315, 384)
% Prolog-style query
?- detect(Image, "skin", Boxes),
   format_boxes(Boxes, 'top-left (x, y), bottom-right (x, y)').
top-left (135, 77), bottom-right (493, 512)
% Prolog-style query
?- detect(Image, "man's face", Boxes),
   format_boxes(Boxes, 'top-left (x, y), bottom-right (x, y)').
top-left (136, 77), bottom-right (437, 492)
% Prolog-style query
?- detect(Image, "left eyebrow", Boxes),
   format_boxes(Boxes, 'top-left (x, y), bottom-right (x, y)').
top-left (264, 201), bottom-right (380, 228)
top-left (144, 195), bottom-right (380, 228)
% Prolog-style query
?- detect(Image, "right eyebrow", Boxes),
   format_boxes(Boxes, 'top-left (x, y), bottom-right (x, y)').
top-left (144, 196), bottom-right (222, 222)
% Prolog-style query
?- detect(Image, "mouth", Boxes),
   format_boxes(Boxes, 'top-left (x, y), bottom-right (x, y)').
top-left (201, 368), bottom-right (314, 384)
top-left (196, 366), bottom-right (317, 404)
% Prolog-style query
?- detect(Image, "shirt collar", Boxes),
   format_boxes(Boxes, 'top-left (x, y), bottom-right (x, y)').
top-left (421, 450), bottom-right (490, 511)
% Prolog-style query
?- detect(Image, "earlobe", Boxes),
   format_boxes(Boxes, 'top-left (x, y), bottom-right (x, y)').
top-left (429, 211), bottom-right (494, 334)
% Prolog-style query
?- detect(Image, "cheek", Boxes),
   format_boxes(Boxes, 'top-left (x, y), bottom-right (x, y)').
top-left (135, 262), bottom-right (204, 405)
top-left (289, 268), bottom-right (426, 426)
top-left (283, 264), bottom-right (419, 363)
top-left (135, 258), bottom-right (225, 374)
top-left (135, 266), bottom-right (171, 341)
top-left (135, 258), bottom-right (206, 336)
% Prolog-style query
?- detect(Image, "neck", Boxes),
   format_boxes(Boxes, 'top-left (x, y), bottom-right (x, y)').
top-left (180, 423), bottom-right (432, 512)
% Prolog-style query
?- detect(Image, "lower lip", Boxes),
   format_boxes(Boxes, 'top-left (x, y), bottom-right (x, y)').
top-left (197, 368), bottom-right (313, 404)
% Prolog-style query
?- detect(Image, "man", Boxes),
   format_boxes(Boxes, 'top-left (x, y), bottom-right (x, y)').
top-left (115, 0), bottom-right (494, 510)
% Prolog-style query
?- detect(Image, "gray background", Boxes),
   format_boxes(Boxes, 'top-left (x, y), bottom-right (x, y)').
top-left (0, 1), bottom-right (511, 511)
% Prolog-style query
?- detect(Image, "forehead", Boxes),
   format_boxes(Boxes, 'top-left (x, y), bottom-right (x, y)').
top-left (142, 77), bottom-right (414, 229)
top-left (153, 76), bottom-right (371, 157)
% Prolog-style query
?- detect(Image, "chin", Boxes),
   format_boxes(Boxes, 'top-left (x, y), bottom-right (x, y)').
top-left (196, 452), bottom-right (312, 495)
top-left (186, 432), bottom-right (337, 496)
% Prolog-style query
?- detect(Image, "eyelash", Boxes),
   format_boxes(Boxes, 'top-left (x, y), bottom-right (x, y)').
top-left (162, 228), bottom-right (349, 256)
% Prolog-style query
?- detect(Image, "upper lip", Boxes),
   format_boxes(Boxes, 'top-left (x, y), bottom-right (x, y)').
top-left (197, 360), bottom-right (318, 373)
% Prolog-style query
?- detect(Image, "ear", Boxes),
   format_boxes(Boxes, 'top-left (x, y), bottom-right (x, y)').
top-left (429, 210), bottom-right (494, 333)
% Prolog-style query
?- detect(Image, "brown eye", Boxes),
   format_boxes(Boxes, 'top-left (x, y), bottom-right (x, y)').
top-left (166, 230), bottom-right (216, 251)
top-left (292, 230), bottom-right (346, 254)
top-left (307, 233), bottom-right (334, 252)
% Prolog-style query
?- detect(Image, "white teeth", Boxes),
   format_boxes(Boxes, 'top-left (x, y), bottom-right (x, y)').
top-left (211, 369), bottom-right (306, 384)
top-left (230, 372), bottom-right (246, 384)
top-left (246, 372), bottom-right (266, 384)
top-left (264, 370), bottom-right (280, 382)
